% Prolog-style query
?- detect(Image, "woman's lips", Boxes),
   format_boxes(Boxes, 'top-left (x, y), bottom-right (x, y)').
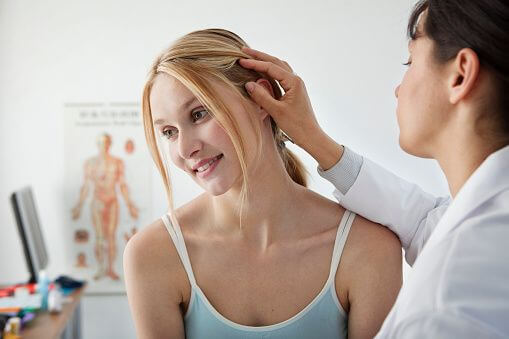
top-left (195, 154), bottom-right (223, 178)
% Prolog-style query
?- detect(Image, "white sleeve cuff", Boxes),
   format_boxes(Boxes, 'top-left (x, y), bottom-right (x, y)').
top-left (317, 146), bottom-right (363, 195)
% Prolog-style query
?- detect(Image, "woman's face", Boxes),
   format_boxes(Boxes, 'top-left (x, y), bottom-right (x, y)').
top-left (150, 73), bottom-right (255, 196)
top-left (394, 14), bottom-right (451, 158)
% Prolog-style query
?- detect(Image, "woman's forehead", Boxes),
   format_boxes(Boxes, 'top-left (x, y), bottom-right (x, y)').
top-left (150, 74), bottom-right (199, 123)
top-left (150, 72), bottom-right (247, 127)
top-left (151, 73), bottom-right (194, 104)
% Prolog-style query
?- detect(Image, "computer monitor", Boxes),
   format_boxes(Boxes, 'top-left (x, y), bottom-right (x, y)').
top-left (10, 186), bottom-right (49, 284)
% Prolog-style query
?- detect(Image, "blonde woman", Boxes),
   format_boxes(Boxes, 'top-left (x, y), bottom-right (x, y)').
top-left (123, 29), bottom-right (402, 339)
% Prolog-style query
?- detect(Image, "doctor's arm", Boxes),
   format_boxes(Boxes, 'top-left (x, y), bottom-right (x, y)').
top-left (384, 311), bottom-right (507, 339)
top-left (239, 48), bottom-right (450, 265)
top-left (317, 145), bottom-right (450, 265)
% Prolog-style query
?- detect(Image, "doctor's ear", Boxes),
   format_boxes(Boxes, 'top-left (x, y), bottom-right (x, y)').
top-left (253, 78), bottom-right (275, 120)
top-left (448, 48), bottom-right (480, 105)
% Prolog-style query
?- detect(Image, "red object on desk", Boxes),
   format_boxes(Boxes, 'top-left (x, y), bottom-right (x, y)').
top-left (0, 283), bottom-right (37, 298)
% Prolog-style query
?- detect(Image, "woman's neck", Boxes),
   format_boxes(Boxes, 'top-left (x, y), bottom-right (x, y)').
top-left (209, 146), bottom-right (307, 251)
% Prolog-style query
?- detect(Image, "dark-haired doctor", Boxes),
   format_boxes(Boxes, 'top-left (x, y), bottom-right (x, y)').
top-left (239, 1), bottom-right (509, 338)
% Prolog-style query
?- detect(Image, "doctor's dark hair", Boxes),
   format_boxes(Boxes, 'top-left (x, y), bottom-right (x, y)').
top-left (408, 0), bottom-right (509, 144)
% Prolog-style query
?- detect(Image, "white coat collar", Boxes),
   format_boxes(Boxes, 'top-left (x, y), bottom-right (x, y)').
top-left (424, 145), bottom-right (509, 251)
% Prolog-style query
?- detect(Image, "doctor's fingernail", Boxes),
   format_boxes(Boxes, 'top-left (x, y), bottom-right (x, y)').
top-left (245, 82), bottom-right (255, 93)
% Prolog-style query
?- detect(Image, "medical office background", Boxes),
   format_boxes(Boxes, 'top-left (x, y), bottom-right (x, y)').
top-left (0, 0), bottom-right (448, 338)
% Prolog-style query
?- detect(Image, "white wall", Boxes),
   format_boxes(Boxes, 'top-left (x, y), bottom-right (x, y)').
top-left (0, 0), bottom-right (446, 338)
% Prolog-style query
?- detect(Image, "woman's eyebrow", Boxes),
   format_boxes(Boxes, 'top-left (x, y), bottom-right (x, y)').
top-left (153, 97), bottom-right (199, 125)
top-left (153, 118), bottom-right (167, 126)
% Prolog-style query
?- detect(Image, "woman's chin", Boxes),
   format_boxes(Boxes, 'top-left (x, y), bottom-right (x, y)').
top-left (192, 171), bottom-right (243, 197)
top-left (207, 187), bottom-right (229, 196)
top-left (196, 180), bottom-right (231, 196)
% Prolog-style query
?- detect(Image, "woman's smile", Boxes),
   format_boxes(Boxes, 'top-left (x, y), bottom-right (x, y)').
top-left (194, 154), bottom-right (224, 179)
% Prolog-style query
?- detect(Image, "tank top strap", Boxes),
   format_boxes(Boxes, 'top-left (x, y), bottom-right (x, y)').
top-left (329, 210), bottom-right (356, 279)
top-left (161, 213), bottom-right (198, 287)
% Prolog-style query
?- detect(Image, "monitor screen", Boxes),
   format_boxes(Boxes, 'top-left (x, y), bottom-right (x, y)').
top-left (10, 186), bottom-right (49, 284)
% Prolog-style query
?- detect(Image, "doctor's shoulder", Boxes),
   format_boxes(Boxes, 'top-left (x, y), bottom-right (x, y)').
top-left (123, 215), bottom-right (190, 339)
top-left (414, 193), bottom-right (509, 337)
top-left (440, 188), bottom-right (509, 288)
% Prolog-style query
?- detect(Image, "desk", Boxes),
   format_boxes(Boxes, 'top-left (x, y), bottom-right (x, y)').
top-left (20, 286), bottom-right (84, 339)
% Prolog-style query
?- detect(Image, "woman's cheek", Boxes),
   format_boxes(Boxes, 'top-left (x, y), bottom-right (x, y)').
top-left (169, 149), bottom-right (185, 171)
top-left (208, 120), bottom-right (234, 147)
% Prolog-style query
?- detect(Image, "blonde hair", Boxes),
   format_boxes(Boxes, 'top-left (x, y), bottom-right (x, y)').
top-left (142, 28), bottom-right (307, 219)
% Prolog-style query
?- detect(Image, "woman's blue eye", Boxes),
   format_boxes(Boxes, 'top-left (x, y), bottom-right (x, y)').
top-left (192, 109), bottom-right (208, 122)
top-left (162, 128), bottom-right (177, 140)
top-left (160, 109), bottom-right (208, 140)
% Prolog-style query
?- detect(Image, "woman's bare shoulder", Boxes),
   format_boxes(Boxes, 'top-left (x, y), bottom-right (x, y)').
top-left (338, 214), bottom-right (402, 292)
top-left (125, 218), bottom-right (176, 259)
top-left (297, 187), bottom-right (347, 233)
top-left (123, 218), bottom-right (188, 337)
top-left (123, 193), bottom-right (209, 274)
top-left (123, 218), bottom-right (190, 301)
top-left (345, 214), bottom-right (402, 266)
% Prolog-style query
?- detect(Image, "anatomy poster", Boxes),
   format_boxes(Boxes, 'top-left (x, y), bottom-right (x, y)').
top-left (64, 102), bottom-right (152, 294)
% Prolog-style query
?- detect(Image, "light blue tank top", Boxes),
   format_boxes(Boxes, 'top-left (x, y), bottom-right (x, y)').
top-left (161, 210), bottom-right (356, 339)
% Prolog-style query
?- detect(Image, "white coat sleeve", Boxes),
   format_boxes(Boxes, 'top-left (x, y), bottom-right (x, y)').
top-left (317, 147), bottom-right (451, 265)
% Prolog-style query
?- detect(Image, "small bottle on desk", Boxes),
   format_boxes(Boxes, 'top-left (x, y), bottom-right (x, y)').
top-left (47, 283), bottom-right (63, 313)
top-left (37, 270), bottom-right (50, 311)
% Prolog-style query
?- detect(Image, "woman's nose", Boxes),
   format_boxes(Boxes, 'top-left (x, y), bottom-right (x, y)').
top-left (394, 85), bottom-right (400, 98)
top-left (178, 132), bottom-right (201, 159)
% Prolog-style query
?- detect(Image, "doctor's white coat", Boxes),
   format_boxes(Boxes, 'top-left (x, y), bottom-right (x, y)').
top-left (324, 145), bottom-right (509, 338)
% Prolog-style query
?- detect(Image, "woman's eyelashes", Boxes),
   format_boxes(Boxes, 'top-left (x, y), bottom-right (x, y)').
top-left (161, 108), bottom-right (210, 140)
top-left (161, 127), bottom-right (178, 140)
top-left (191, 109), bottom-right (209, 123)
top-left (403, 57), bottom-right (412, 66)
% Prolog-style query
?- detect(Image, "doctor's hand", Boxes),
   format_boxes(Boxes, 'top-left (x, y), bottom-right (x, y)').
top-left (239, 47), bottom-right (344, 170)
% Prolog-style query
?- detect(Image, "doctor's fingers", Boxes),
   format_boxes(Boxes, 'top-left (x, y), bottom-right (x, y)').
top-left (241, 47), bottom-right (294, 73)
top-left (239, 59), bottom-right (296, 92)
top-left (244, 81), bottom-right (284, 117)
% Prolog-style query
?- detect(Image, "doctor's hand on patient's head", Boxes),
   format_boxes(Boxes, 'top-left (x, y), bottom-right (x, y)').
top-left (239, 47), bottom-right (323, 148)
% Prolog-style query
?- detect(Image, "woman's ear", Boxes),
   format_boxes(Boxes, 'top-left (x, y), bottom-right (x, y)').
top-left (254, 78), bottom-right (275, 120)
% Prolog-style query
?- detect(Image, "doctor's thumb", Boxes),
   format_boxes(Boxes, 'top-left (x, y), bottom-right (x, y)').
top-left (245, 82), bottom-right (280, 117)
